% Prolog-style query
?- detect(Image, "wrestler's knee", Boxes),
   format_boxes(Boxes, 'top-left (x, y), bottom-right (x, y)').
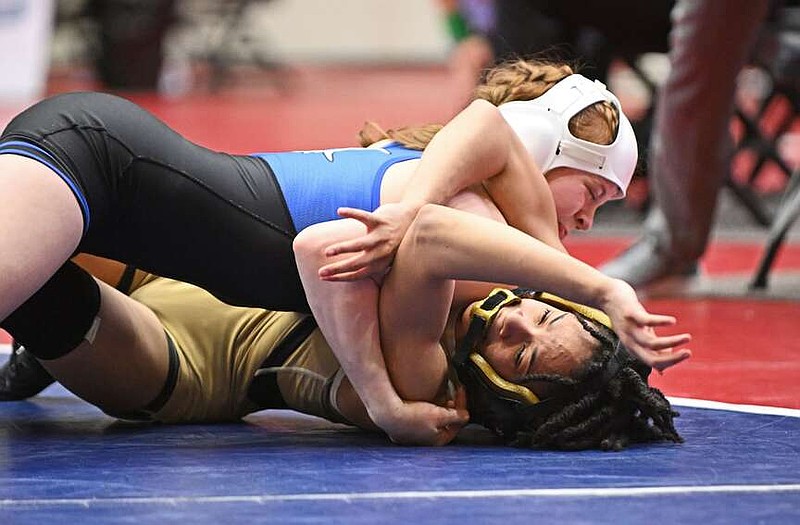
top-left (1, 261), bottom-right (101, 360)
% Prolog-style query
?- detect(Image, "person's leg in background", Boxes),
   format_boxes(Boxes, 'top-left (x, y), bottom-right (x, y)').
top-left (487, 0), bottom-right (567, 61)
top-left (484, 0), bottom-right (672, 181)
top-left (90, 0), bottom-right (176, 90)
top-left (601, 0), bottom-right (771, 286)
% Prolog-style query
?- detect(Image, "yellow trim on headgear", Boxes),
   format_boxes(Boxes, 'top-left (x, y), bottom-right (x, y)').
top-left (458, 288), bottom-right (615, 411)
top-left (532, 291), bottom-right (613, 329)
top-left (470, 287), bottom-right (521, 327)
top-left (468, 353), bottom-right (541, 405)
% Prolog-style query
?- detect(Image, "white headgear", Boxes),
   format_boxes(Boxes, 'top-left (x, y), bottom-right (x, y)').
top-left (498, 74), bottom-right (638, 197)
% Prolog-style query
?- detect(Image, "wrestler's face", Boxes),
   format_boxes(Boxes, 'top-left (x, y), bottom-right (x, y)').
top-left (465, 298), bottom-right (598, 397)
top-left (545, 168), bottom-right (620, 239)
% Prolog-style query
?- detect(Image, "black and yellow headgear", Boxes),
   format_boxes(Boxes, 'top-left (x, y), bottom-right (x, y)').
top-left (453, 288), bottom-right (643, 437)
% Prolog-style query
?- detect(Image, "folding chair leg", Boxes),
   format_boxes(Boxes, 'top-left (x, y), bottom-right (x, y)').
top-left (726, 178), bottom-right (774, 226)
top-left (751, 171), bottom-right (800, 288)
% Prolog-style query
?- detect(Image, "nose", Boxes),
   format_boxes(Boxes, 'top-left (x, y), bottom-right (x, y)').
top-left (575, 209), bottom-right (595, 231)
top-left (501, 310), bottom-right (536, 339)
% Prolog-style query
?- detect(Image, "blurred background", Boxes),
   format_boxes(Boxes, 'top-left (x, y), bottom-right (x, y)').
top-left (0, 0), bottom-right (664, 142)
top-left (0, 0), bottom-right (798, 293)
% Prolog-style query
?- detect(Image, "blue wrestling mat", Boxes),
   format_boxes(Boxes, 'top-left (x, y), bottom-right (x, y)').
top-left (0, 385), bottom-right (798, 524)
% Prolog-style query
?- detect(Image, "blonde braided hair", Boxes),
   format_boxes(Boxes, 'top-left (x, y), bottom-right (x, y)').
top-left (359, 59), bottom-right (618, 151)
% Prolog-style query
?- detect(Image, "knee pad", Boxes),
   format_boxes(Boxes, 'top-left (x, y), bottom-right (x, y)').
top-left (1, 261), bottom-right (101, 360)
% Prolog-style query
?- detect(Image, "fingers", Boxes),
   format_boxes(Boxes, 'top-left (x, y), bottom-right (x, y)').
top-left (336, 206), bottom-right (381, 225)
top-left (324, 208), bottom-right (384, 256)
top-left (436, 426), bottom-right (461, 446)
top-left (389, 404), bottom-right (470, 446)
top-left (437, 392), bottom-right (470, 445)
top-left (325, 237), bottom-right (380, 257)
top-left (439, 416), bottom-right (469, 432)
top-left (618, 309), bottom-right (690, 351)
top-left (320, 256), bottom-right (387, 281)
top-left (435, 408), bottom-right (470, 446)
top-left (648, 348), bottom-right (693, 372)
top-left (618, 321), bottom-right (693, 372)
top-left (320, 267), bottom-right (372, 282)
top-left (623, 335), bottom-right (693, 372)
top-left (319, 253), bottom-right (368, 278)
top-left (632, 332), bottom-right (692, 351)
top-left (635, 312), bottom-right (677, 327)
top-left (651, 333), bottom-right (692, 350)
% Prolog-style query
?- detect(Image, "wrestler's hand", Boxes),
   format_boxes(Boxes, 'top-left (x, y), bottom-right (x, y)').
top-left (600, 279), bottom-right (692, 372)
top-left (374, 392), bottom-right (469, 446)
top-left (319, 203), bottom-right (421, 282)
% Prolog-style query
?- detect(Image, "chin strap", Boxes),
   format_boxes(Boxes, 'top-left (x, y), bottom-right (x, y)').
top-left (453, 288), bottom-right (520, 368)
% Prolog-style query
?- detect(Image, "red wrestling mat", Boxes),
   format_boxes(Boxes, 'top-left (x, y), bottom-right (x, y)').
top-left (643, 297), bottom-right (800, 409)
top-left (565, 236), bottom-right (800, 274)
top-left (565, 237), bottom-right (800, 409)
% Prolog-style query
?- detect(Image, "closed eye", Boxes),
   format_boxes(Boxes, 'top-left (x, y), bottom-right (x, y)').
top-left (525, 347), bottom-right (538, 376)
top-left (539, 309), bottom-right (551, 325)
top-left (515, 344), bottom-right (526, 369)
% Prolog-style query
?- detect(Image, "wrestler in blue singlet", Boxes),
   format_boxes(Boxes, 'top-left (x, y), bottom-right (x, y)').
top-left (254, 145), bottom-right (422, 231)
top-left (0, 92), bottom-right (424, 312)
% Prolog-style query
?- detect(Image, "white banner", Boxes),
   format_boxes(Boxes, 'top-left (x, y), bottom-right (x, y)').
top-left (0, 0), bottom-right (54, 101)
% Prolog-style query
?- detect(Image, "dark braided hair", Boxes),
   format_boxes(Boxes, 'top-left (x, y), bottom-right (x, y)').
top-left (461, 311), bottom-right (683, 451)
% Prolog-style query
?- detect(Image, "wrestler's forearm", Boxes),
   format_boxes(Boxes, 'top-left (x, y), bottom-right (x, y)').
top-left (321, 101), bottom-right (562, 280)
top-left (297, 219), bottom-right (470, 444)
top-left (400, 100), bottom-right (506, 207)
top-left (406, 205), bottom-right (693, 372)
top-left (479, 138), bottom-right (566, 252)
top-left (407, 204), bottom-right (615, 308)
top-left (401, 99), bottom-right (565, 252)
top-left (378, 230), bottom-right (453, 404)
top-left (310, 280), bottom-right (403, 422)
top-left (293, 222), bottom-right (405, 424)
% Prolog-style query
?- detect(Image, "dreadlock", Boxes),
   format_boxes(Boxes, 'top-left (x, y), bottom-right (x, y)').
top-left (463, 311), bottom-right (683, 451)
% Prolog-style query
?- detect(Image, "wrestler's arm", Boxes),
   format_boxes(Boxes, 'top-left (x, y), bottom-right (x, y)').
top-left (403, 100), bottom-right (562, 245)
top-left (376, 219), bottom-right (458, 405)
top-left (383, 204), bottom-right (693, 372)
top-left (293, 220), bottom-right (468, 445)
top-left (323, 99), bottom-right (565, 279)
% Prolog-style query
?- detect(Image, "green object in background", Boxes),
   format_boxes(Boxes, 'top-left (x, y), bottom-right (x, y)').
top-left (446, 11), bottom-right (471, 42)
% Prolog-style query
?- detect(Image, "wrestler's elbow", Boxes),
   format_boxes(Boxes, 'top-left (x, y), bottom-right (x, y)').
top-left (292, 225), bottom-right (329, 266)
top-left (405, 204), bottom-right (453, 254)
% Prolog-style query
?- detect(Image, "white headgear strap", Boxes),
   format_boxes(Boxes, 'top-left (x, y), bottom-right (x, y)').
top-left (498, 74), bottom-right (638, 197)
